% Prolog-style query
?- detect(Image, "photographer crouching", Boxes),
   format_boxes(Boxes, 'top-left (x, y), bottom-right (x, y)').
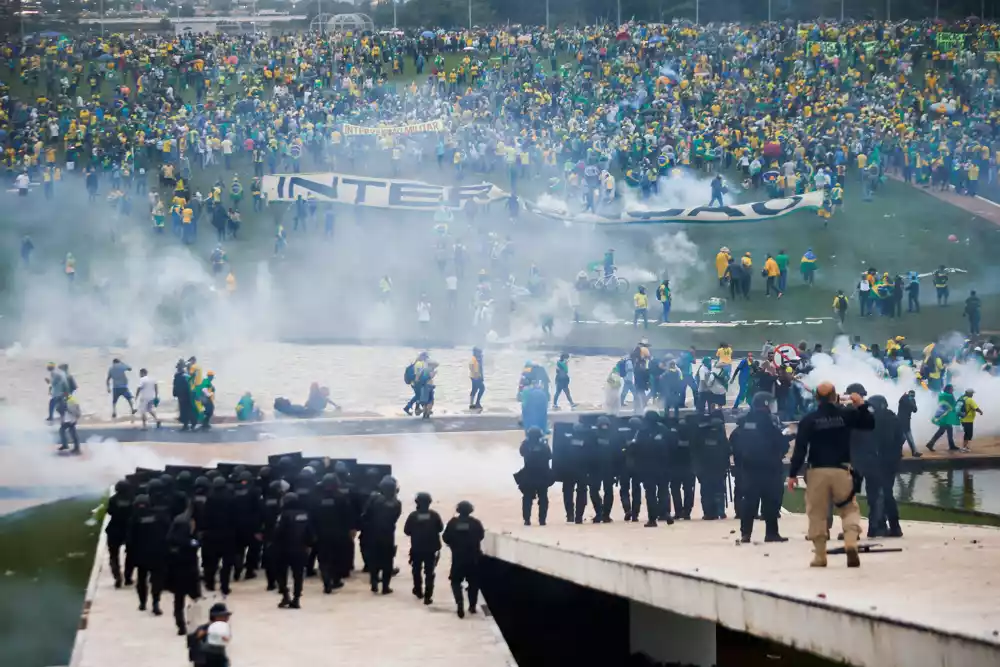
top-left (787, 382), bottom-right (874, 569)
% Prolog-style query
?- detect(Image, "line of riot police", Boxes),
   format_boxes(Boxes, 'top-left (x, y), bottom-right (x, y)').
top-left (520, 392), bottom-right (792, 539)
top-left (106, 453), bottom-right (487, 633)
top-left (105, 457), bottom-right (406, 635)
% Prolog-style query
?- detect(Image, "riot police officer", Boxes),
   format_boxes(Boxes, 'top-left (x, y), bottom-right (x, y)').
top-left (668, 416), bottom-right (697, 520)
top-left (619, 417), bottom-right (643, 522)
top-left (261, 479), bottom-right (285, 591)
top-left (165, 514), bottom-right (201, 636)
top-left (561, 422), bottom-right (590, 524)
top-left (693, 410), bottom-right (731, 520)
top-left (443, 500), bottom-right (485, 619)
top-left (202, 476), bottom-right (236, 595)
top-left (731, 392), bottom-right (791, 542)
top-left (331, 462), bottom-right (360, 580)
top-left (516, 426), bottom-right (553, 526)
top-left (127, 493), bottom-right (169, 616)
top-left (232, 470), bottom-right (263, 581)
top-left (274, 492), bottom-right (315, 608)
top-left (361, 475), bottom-right (402, 595)
top-left (106, 479), bottom-right (134, 588)
top-left (403, 491), bottom-right (444, 604)
top-left (589, 416), bottom-right (618, 523)
top-left (637, 410), bottom-right (674, 527)
top-left (313, 473), bottom-right (353, 594)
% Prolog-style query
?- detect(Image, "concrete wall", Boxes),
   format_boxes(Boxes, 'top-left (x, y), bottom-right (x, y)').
top-left (630, 601), bottom-right (717, 667)
top-left (485, 533), bottom-right (1000, 667)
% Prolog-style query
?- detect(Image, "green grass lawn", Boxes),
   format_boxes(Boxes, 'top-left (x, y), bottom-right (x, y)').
top-left (782, 487), bottom-right (1000, 528)
top-left (0, 497), bottom-right (103, 667)
top-left (2, 52), bottom-right (998, 351)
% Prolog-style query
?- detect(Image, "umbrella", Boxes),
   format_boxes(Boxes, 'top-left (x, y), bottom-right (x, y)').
top-left (421, 31), bottom-right (435, 39)
top-left (98, 53), bottom-right (114, 61)
top-left (226, 55), bottom-right (238, 65)
top-left (649, 35), bottom-right (667, 44)
top-left (40, 31), bottom-right (63, 38)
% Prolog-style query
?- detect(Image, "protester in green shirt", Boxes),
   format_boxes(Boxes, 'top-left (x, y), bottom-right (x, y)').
top-left (775, 249), bottom-right (789, 293)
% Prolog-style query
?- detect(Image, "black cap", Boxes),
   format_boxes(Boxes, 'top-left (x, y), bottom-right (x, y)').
top-left (209, 602), bottom-right (231, 618)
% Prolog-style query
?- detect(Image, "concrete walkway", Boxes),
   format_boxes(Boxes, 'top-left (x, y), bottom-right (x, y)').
top-left (63, 431), bottom-right (1000, 667)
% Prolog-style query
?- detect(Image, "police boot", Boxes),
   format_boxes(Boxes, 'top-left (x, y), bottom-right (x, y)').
top-left (538, 498), bottom-right (548, 526)
top-left (113, 573), bottom-right (123, 589)
top-left (764, 519), bottom-right (788, 543)
top-left (289, 597), bottom-right (301, 609)
top-left (521, 495), bottom-right (532, 526)
top-left (887, 521), bottom-right (903, 538)
top-left (810, 539), bottom-right (828, 568)
top-left (452, 582), bottom-right (465, 618)
top-left (411, 567), bottom-right (423, 600)
top-left (424, 574), bottom-right (434, 605)
top-left (278, 592), bottom-right (292, 608)
top-left (152, 599), bottom-right (163, 616)
top-left (468, 587), bottom-right (479, 614)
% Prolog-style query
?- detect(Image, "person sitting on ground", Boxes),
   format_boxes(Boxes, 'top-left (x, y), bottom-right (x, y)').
top-left (235, 392), bottom-right (263, 422)
top-left (273, 383), bottom-right (340, 418)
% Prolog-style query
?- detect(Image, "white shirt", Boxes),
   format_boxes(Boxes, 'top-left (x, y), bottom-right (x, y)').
top-left (445, 276), bottom-right (458, 291)
top-left (206, 620), bottom-right (231, 647)
top-left (136, 376), bottom-right (156, 402)
top-left (221, 139), bottom-right (233, 155)
top-left (417, 302), bottom-right (431, 322)
top-left (14, 174), bottom-right (29, 189)
top-left (859, 280), bottom-right (871, 293)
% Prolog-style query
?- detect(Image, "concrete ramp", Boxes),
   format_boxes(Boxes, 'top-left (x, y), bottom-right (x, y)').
top-left (483, 513), bottom-right (1000, 667)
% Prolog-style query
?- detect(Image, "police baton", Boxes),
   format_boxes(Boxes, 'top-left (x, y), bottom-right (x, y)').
top-left (724, 467), bottom-right (732, 508)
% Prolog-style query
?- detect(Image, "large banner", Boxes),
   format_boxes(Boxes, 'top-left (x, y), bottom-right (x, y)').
top-left (342, 119), bottom-right (445, 137)
top-left (262, 172), bottom-right (824, 224)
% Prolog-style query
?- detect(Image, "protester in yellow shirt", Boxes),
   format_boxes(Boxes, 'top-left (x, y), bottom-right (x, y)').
top-left (959, 389), bottom-right (982, 452)
top-left (633, 286), bottom-right (649, 330)
top-left (764, 254), bottom-right (781, 297)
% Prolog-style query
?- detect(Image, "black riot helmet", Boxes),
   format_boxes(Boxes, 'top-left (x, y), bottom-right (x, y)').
top-left (238, 471), bottom-right (253, 485)
top-left (628, 416), bottom-right (642, 429)
top-left (596, 415), bottom-right (611, 430)
top-left (211, 476), bottom-right (227, 490)
top-left (456, 500), bottom-right (474, 516)
top-left (333, 460), bottom-right (349, 476)
top-left (379, 475), bottom-right (398, 498)
top-left (415, 492), bottom-right (432, 509)
top-left (176, 471), bottom-right (192, 486)
top-left (134, 494), bottom-right (150, 508)
top-left (194, 476), bottom-right (210, 492)
top-left (572, 422), bottom-right (588, 435)
top-left (267, 480), bottom-right (284, 497)
top-left (751, 391), bottom-right (775, 412)
top-left (282, 492), bottom-right (299, 509)
top-left (158, 474), bottom-right (173, 488)
top-left (321, 473), bottom-right (337, 490)
top-left (258, 466), bottom-right (272, 482)
top-left (114, 480), bottom-right (131, 495)
top-left (526, 426), bottom-right (543, 441)
top-left (148, 478), bottom-right (164, 495)
top-left (845, 382), bottom-right (867, 397)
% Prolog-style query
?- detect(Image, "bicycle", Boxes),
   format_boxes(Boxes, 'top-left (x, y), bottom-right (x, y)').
top-left (591, 268), bottom-right (630, 293)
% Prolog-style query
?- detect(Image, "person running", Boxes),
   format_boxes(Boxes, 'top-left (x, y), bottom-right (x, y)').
top-left (958, 389), bottom-right (983, 453)
top-left (135, 368), bottom-right (161, 430)
top-left (106, 358), bottom-right (136, 420)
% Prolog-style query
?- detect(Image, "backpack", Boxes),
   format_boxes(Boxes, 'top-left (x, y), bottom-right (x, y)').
top-left (616, 358), bottom-right (627, 377)
top-left (403, 363), bottom-right (416, 385)
top-left (957, 398), bottom-right (969, 419)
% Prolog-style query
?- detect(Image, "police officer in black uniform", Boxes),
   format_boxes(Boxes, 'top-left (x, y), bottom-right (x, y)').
top-left (443, 500), bottom-right (485, 619)
top-left (106, 479), bottom-right (134, 588)
top-left (274, 492), bottom-right (315, 609)
top-left (516, 426), bottom-right (553, 526)
top-left (127, 493), bottom-right (169, 616)
top-left (637, 410), bottom-right (674, 527)
top-left (331, 462), bottom-right (360, 580)
top-left (201, 476), bottom-right (236, 595)
top-left (403, 491), bottom-right (444, 605)
top-left (561, 422), bottom-right (590, 524)
top-left (312, 473), bottom-right (352, 593)
top-left (619, 417), bottom-right (643, 522)
top-left (589, 416), bottom-right (617, 523)
top-left (693, 409), bottom-right (731, 520)
top-left (731, 392), bottom-right (791, 542)
top-left (668, 416), bottom-right (697, 520)
top-left (362, 475), bottom-right (402, 594)
top-left (232, 470), bottom-right (263, 581)
top-left (165, 514), bottom-right (202, 636)
top-left (261, 480), bottom-right (285, 591)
